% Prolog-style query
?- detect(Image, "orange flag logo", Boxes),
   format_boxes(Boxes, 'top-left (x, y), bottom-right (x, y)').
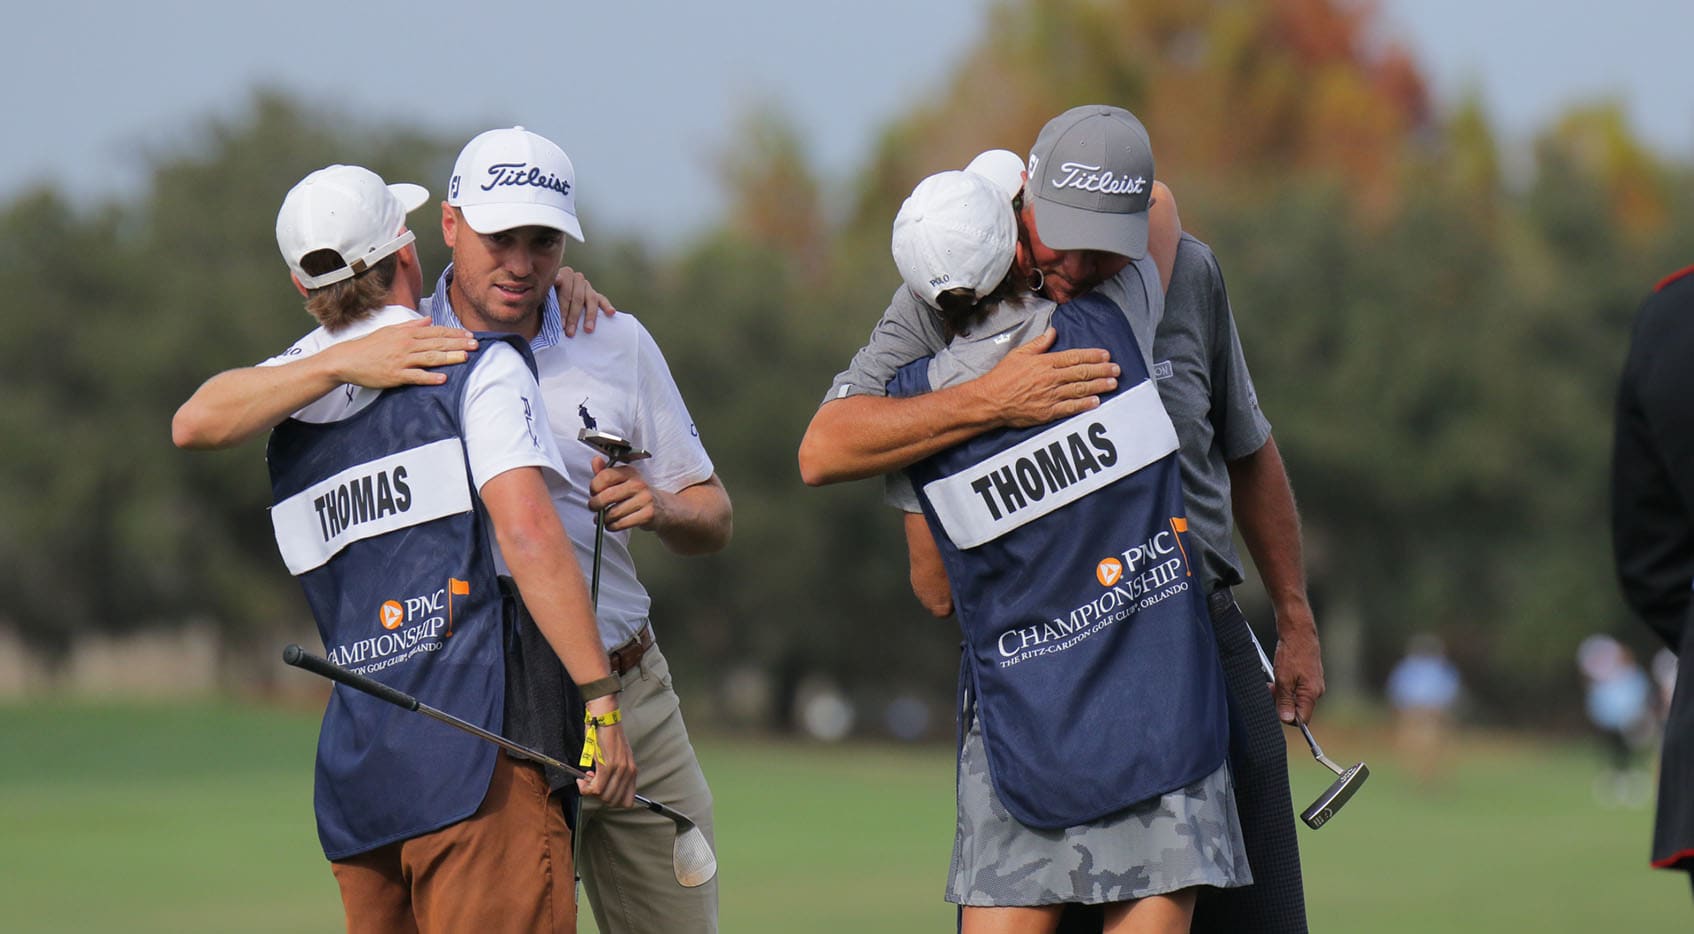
top-left (1169, 517), bottom-right (1192, 577)
top-left (446, 578), bottom-right (470, 637)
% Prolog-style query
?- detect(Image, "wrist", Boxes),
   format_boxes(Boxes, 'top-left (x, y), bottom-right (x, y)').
top-left (950, 378), bottom-right (1007, 432)
top-left (308, 346), bottom-right (355, 391)
top-left (585, 694), bottom-right (621, 717)
top-left (584, 707), bottom-right (623, 727)
top-left (1274, 599), bottom-right (1317, 638)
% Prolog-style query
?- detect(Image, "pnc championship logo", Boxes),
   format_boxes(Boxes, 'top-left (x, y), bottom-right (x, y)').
top-left (373, 578), bottom-right (472, 634)
top-left (1095, 517), bottom-right (1193, 588)
top-left (996, 516), bottom-right (1199, 669)
top-left (328, 577), bottom-right (474, 672)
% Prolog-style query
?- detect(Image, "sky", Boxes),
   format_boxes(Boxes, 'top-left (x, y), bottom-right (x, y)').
top-left (3, 0), bottom-right (1689, 245)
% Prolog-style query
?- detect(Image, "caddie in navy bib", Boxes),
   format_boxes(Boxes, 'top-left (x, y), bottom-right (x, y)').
top-left (890, 293), bottom-right (1229, 830)
top-left (267, 335), bottom-right (530, 860)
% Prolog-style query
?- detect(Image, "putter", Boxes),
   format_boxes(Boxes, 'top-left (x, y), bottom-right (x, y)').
top-left (1244, 624), bottom-right (1369, 829)
top-left (578, 429), bottom-right (651, 609)
top-left (282, 644), bottom-right (716, 887)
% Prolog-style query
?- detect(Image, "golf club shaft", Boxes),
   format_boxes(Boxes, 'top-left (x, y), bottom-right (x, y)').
top-left (282, 644), bottom-right (687, 823)
top-left (1240, 617), bottom-right (1331, 765)
top-left (588, 450), bottom-right (637, 611)
top-left (591, 507), bottom-right (607, 609)
top-left (1295, 717), bottom-right (1346, 776)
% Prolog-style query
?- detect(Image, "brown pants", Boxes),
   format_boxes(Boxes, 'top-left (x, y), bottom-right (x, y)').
top-left (331, 753), bottom-right (575, 934)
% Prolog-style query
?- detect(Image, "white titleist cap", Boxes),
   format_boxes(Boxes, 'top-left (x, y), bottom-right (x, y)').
top-left (892, 170), bottom-right (1017, 307)
top-left (276, 165), bottom-right (429, 290)
top-left (964, 149), bottom-right (1028, 200)
top-left (448, 126), bottom-right (583, 241)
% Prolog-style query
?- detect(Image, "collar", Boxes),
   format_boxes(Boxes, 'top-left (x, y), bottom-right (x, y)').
top-left (426, 264), bottom-right (562, 352)
top-left (322, 305), bottom-right (424, 346)
top-left (952, 293), bottom-right (1051, 344)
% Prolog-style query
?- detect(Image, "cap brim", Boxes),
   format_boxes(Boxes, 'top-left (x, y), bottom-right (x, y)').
top-left (964, 150), bottom-right (1027, 200)
top-left (389, 183), bottom-right (431, 213)
top-left (460, 202), bottom-right (585, 242)
top-left (1031, 197), bottom-right (1147, 259)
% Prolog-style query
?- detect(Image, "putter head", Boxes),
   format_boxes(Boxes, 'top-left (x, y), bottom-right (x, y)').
top-left (1300, 761), bottom-right (1369, 829)
top-left (579, 428), bottom-right (650, 465)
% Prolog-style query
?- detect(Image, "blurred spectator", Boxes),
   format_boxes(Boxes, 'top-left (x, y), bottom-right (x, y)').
top-left (1653, 648), bottom-right (1679, 722)
top-left (1386, 634), bottom-right (1462, 788)
top-left (1577, 635), bottom-right (1656, 809)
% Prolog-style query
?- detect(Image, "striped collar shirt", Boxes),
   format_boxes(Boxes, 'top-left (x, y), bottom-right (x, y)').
top-left (426, 264), bottom-right (563, 352)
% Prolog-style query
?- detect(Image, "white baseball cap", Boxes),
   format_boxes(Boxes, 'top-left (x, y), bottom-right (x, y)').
top-left (275, 165), bottom-right (429, 290)
top-left (448, 126), bottom-right (583, 241)
top-left (892, 170), bottom-right (1017, 307)
top-left (964, 149), bottom-right (1027, 200)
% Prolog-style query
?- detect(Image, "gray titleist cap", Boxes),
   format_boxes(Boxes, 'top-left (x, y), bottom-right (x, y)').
top-left (1026, 105), bottom-right (1154, 259)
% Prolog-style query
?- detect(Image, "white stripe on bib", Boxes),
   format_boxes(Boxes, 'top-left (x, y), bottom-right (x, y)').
top-left (923, 381), bottom-right (1177, 550)
top-left (271, 438), bottom-right (472, 574)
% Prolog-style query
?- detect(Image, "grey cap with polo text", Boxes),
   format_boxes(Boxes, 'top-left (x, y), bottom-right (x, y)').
top-left (1026, 105), bottom-right (1154, 259)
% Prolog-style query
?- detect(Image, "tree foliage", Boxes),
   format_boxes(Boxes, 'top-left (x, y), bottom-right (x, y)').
top-left (2, 2), bottom-right (1687, 724)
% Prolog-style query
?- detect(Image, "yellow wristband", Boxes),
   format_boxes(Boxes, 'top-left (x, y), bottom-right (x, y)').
top-left (579, 709), bottom-right (621, 768)
top-left (585, 709), bottom-right (623, 728)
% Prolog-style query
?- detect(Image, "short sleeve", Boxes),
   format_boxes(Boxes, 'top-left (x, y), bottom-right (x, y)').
top-left (461, 343), bottom-right (569, 492)
top-left (631, 323), bottom-right (716, 493)
top-left (822, 286), bottom-right (950, 404)
top-left (1202, 251), bottom-right (1273, 460)
top-left (884, 471), bottom-right (922, 513)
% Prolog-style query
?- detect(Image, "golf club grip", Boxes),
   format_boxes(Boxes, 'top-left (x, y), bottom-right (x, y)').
top-left (282, 644), bottom-right (420, 712)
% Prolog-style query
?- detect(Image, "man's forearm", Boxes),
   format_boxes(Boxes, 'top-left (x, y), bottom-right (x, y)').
top-left (798, 389), bottom-right (1007, 485)
top-left (1229, 435), bottom-right (1311, 622)
top-left (483, 469), bottom-right (612, 684)
top-left (172, 357), bottom-right (343, 450)
top-left (653, 475), bottom-right (734, 555)
top-left (1229, 434), bottom-right (1323, 721)
top-left (799, 327), bottom-right (1118, 486)
top-left (905, 511), bottom-right (953, 617)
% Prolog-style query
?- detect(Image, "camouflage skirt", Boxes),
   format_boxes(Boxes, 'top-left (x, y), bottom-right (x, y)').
top-left (946, 712), bottom-right (1253, 907)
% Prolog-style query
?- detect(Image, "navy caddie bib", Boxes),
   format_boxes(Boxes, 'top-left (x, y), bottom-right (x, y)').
top-left (266, 333), bottom-right (533, 860)
top-left (890, 293), bottom-right (1229, 830)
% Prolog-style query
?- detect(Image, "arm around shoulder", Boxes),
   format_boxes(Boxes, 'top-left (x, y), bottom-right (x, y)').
top-left (172, 355), bottom-right (344, 450)
top-left (798, 327), bottom-right (1119, 484)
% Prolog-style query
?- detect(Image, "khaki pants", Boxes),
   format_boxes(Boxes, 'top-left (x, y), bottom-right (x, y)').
top-left (578, 642), bottom-right (718, 934)
top-left (331, 753), bottom-right (576, 934)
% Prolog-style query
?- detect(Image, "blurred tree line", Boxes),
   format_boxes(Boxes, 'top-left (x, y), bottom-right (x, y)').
top-left (1, 0), bottom-right (1687, 727)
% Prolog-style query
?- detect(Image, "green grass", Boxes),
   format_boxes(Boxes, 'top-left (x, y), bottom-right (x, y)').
top-left (0, 703), bottom-right (1684, 932)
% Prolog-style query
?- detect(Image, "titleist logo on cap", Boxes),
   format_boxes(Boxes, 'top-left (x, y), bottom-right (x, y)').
top-left (477, 162), bottom-right (572, 196)
top-left (1048, 162), bottom-right (1146, 196)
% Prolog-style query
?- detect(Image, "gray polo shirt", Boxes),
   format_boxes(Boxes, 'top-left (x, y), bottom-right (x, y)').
top-left (1154, 234), bottom-right (1272, 590)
